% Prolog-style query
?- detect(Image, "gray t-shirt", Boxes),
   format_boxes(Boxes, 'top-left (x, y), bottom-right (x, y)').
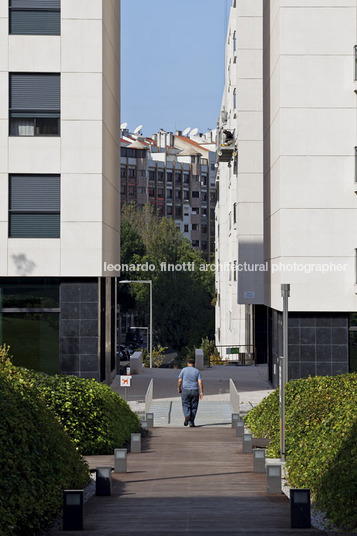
top-left (178, 366), bottom-right (202, 390)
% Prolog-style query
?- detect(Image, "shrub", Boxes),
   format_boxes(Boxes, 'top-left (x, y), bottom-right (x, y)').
top-left (17, 369), bottom-right (141, 455)
top-left (244, 374), bottom-right (357, 531)
top-left (0, 347), bottom-right (89, 536)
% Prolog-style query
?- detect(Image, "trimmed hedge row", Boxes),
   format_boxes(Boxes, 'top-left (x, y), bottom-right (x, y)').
top-left (0, 353), bottom-right (90, 536)
top-left (19, 369), bottom-right (141, 455)
top-left (244, 374), bottom-right (357, 531)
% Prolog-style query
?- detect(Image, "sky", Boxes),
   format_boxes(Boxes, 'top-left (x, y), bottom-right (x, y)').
top-left (121, 0), bottom-right (231, 137)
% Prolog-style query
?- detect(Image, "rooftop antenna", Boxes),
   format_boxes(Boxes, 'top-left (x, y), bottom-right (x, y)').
top-left (182, 127), bottom-right (191, 136)
top-left (120, 122), bottom-right (128, 129)
top-left (134, 124), bottom-right (143, 135)
top-left (190, 127), bottom-right (199, 137)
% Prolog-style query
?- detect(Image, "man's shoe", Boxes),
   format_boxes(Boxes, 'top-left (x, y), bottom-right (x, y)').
top-left (184, 416), bottom-right (190, 426)
top-left (189, 423), bottom-right (196, 427)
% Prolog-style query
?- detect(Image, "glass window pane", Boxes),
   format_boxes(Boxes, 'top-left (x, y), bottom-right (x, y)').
top-left (0, 312), bottom-right (59, 374)
top-left (10, 10), bottom-right (60, 35)
top-left (0, 278), bottom-right (60, 308)
top-left (9, 213), bottom-right (60, 238)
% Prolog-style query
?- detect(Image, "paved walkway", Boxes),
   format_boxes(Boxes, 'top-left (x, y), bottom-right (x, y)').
top-left (56, 427), bottom-right (322, 535)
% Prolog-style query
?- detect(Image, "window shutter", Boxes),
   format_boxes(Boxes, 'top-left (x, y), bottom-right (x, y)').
top-left (10, 0), bottom-right (60, 9)
top-left (10, 74), bottom-right (60, 112)
top-left (9, 175), bottom-right (60, 238)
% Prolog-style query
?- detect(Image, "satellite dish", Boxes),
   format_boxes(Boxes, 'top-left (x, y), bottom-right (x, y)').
top-left (182, 127), bottom-right (191, 136)
top-left (190, 128), bottom-right (199, 136)
top-left (134, 124), bottom-right (143, 134)
top-left (120, 122), bottom-right (128, 129)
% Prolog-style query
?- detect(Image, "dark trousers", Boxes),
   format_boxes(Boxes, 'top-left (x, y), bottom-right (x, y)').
top-left (181, 388), bottom-right (199, 424)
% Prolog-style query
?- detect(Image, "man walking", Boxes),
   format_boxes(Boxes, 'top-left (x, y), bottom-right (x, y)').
top-left (178, 358), bottom-right (203, 427)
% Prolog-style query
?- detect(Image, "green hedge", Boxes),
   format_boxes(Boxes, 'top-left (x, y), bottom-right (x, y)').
top-left (0, 356), bottom-right (90, 536)
top-left (244, 374), bottom-right (357, 531)
top-left (18, 368), bottom-right (141, 455)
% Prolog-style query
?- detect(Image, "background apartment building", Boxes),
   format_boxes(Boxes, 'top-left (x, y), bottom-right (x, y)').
top-left (120, 128), bottom-right (216, 260)
top-left (216, 0), bottom-right (357, 385)
top-left (0, 0), bottom-right (120, 383)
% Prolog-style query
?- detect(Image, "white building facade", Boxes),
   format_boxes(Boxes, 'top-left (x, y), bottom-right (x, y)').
top-left (0, 0), bottom-right (120, 382)
top-left (216, 0), bottom-right (357, 384)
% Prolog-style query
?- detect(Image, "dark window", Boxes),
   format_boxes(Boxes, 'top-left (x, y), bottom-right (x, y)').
top-left (202, 241), bottom-right (208, 251)
top-left (201, 174), bottom-right (207, 186)
top-left (167, 205), bottom-right (173, 215)
top-left (9, 0), bottom-right (60, 36)
top-left (120, 168), bottom-right (126, 179)
top-left (158, 188), bottom-right (164, 197)
top-left (166, 172), bottom-right (173, 183)
top-left (192, 224), bottom-right (199, 231)
top-left (166, 189), bottom-right (172, 199)
top-left (184, 224), bottom-right (189, 232)
top-left (9, 73), bottom-right (60, 136)
top-left (175, 206), bottom-right (182, 217)
top-left (175, 172), bottom-right (182, 184)
top-left (120, 185), bottom-right (126, 195)
top-left (9, 174), bottom-right (60, 238)
top-left (175, 190), bottom-right (181, 201)
top-left (149, 188), bottom-right (155, 197)
top-left (149, 170), bottom-right (155, 180)
top-left (201, 191), bottom-right (207, 202)
top-left (192, 240), bottom-right (199, 247)
top-left (121, 147), bottom-right (147, 158)
top-left (183, 173), bottom-right (189, 184)
top-left (158, 171), bottom-right (164, 182)
top-left (128, 168), bottom-right (135, 178)
top-left (192, 191), bottom-right (199, 198)
top-left (128, 185), bottom-right (135, 195)
top-left (202, 225), bottom-right (208, 234)
top-left (183, 190), bottom-right (189, 200)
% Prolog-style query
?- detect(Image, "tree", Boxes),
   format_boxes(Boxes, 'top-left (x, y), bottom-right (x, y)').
top-left (120, 203), bottom-right (215, 351)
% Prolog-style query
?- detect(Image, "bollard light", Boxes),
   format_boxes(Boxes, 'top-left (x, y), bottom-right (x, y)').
top-left (253, 449), bottom-right (266, 473)
top-left (266, 464), bottom-right (282, 495)
top-left (96, 466), bottom-right (112, 496)
top-left (242, 433), bottom-right (252, 453)
top-left (131, 433), bottom-right (141, 453)
top-left (146, 412), bottom-right (154, 428)
top-left (290, 489), bottom-right (311, 529)
top-left (236, 420), bottom-right (244, 437)
top-left (114, 448), bottom-right (127, 473)
top-left (63, 490), bottom-right (83, 531)
top-left (231, 413), bottom-right (240, 428)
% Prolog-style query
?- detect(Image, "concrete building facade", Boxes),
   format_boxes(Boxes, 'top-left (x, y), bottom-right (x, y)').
top-left (216, 0), bottom-right (357, 384)
top-left (120, 128), bottom-right (216, 260)
top-left (0, 0), bottom-right (120, 382)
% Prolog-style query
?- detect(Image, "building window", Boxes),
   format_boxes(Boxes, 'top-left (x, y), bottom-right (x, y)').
top-left (202, 207), bottom-right (207, 218)
top-left (202, 241), bottom-right (208, 251)
top-left (192, 174), bottom-right (199, 182)
top-left (166, 172), bottom-right (173, 183)
top-left (166, 188), bottom-right (173, 199)
top-left (202, 225), bottom-right (207, 235)
top-left (184, 224), bottom-right (189, 233)
top-left (120, 185), bottom-right (126, 195)
top-left (175, 206), bottom-right (182, 217)
top-left (158, 171), bottom-right (164, 182)
top-left (201, 191), bottom-right (207, 202)
top-left (9, 174), bottom-right (60, 238)
top-left (175, 190), bottom-right (182, 201)
top-left (233, 202), bottom-right (237, 224)
top-left (192, 240), bottom-right (199, 247)
top-left (149, 188), bottom-right (155, 197)
top-left (175, 172), bottom-right (182, 184)
top-left (233, 30), bottom-right (236, 52)
top-left (201, 174), bottom-right (207, 186)
top-left (9, 73), bottom-right (60, 136)
top-left (233, 88), bottom-right (237, 110)
top-left (9, 0), bottom-right (60, 36)
top-left (192, 224), bottom-right (199, 231)
top-left (149, 170), bottom-right (155, 180)
top-left (192, 207), bottom-right (199, 215)
top-left (183, 173), bottom-right (189, 184)
top-left (158, 188), bottom-right (164, 198)
top-left (128, 168), bottom-right (136, 178)
top-left (128, 185), bottom-right (135, 195)
top-left (192, 191), bottom-right (199, 198)
top-left (138, 187), bottom-right (146, 194)
top-left (183, 190), bottom-right (189, 200)
top-left (120, 168), bottom-right (126, 179)
top-left (167, 205), bottom-right (173, 215)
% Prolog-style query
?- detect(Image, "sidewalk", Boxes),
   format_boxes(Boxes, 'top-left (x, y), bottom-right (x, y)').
top-left (55, 427), bottom-right (323, 535)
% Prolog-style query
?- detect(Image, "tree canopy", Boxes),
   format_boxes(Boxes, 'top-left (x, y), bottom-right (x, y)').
top-left (119, 204), bottom-right (215, 351)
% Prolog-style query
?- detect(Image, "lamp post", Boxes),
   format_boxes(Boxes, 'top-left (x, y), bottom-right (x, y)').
top-left (280, 283), bottom-right (290, 462)
top-left (119, 280), bottom-right (152, 368)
